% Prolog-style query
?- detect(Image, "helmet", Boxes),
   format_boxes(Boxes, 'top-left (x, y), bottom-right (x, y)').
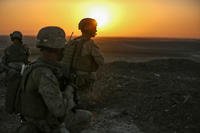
top-left (36, 26), bottom-right (66, 49)
top-left (78, 18), bottom-right (97, 30)
top-left (10, 31), bottom-right (23, 41)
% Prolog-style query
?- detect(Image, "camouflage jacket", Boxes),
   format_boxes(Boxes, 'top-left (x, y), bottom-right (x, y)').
top-left (19, 57), bottom-right (68, 121)
top-left (62, 36), bottom-right (104, 79)
top-left (2, 43), bottom-right (30, 65)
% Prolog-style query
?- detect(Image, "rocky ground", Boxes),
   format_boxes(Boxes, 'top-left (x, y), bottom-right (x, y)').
top-left (84, 59), bottom-right (200, 133)
top-left (0, 59), bottom-right (200, 133)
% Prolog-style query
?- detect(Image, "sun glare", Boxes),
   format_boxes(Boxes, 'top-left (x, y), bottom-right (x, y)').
top-left (88, 6), bottom-right (110, 28)
top-left (75, 2), bottom-right (122, 36)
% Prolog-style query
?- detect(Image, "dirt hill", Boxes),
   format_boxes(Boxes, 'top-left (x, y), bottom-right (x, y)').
top-left (0, 59), bottom-right (200, 133)
top-left (86, 59), bottom-right (200, 133)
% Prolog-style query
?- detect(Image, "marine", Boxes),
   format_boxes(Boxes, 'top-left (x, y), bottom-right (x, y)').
top-left (2, 31), bottom-right (30, 70)
top-left (16, 26), bottom-right (70, 133)
top-left (1, 31), bottom-right (30, 114)
top-left (62, 18), bottom-right (104, 107)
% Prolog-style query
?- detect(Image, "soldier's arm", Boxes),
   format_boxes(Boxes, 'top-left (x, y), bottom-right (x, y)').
top-left (2, 47), bottom-right (9, 64)
top-left (91, 42), bottom-right (104, 66)
top-left (34, 68), bottom-right (67, 118)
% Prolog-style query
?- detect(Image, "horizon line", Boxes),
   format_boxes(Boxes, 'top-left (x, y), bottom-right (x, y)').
top-left (0, 34), bottom-right (199, 40)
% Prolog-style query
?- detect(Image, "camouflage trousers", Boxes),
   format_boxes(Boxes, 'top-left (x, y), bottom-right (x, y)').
top-left (75, 74), bottom-right (95, 108)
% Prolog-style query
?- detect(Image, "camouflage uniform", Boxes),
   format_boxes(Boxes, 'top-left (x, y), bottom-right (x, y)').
top-left (18, 58), bottom-right (69, 133)
top-left (62, 18), bottom-right (104, 107)
top-left (17, 27), bottom-right (70, 133)
top-left (63, 85), bottom-right (93, 132)
top-left (2, 31), bottom-right (30, 113)
top-left (2, 31), bottom-right (30, 70)
top-left (1, 42), bottom-right (30, 89)
top-left (3, 43), bottom-right (29, 65)
top-left (62, 36), bottom-right (104, 107)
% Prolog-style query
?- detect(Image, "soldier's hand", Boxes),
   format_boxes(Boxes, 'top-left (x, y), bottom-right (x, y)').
top-left (63, 85), bottom-right (76, 110)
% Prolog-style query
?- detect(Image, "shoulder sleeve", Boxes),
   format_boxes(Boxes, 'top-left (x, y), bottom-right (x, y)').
top-left (2, 47), bottom-right (8, 60)
top-left (4, 46), bottom-right (11, 55)
top-left (91, 41), bottom-right (104, 66)
top-left (33, 67), bottom-right (66, 118)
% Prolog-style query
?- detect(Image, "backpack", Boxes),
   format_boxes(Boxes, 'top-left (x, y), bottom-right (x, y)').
top-left (4, 62), bottom-right (57, 114)
top-left (62, 38), bottom-right (98, 73)
top-left (13, 61), bottom-right (71, 115)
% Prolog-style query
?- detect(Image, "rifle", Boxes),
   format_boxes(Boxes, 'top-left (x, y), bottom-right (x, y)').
top-left (69, 32), bottom-right (74, 41)
top-left (66, 32), bottom-right (74, 46)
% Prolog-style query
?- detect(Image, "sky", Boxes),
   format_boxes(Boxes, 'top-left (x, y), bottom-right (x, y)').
top-left (0, 0), bottom-right (200, 39)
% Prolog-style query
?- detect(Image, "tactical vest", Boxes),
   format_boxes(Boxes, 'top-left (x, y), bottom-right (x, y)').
top-left (4, 44), bottom-right (29, 64)
top-left (16, 61), bottom-right (68, 119)
top-left (62, 38), bottom-right (98, 73)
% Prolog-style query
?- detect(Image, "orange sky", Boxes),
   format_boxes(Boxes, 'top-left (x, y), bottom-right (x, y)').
top-left (0, 0), bottom-right (200, 39)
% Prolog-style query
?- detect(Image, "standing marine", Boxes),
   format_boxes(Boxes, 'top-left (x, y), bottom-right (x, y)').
top-left (1, 31), bottom-right (30, 114)
top-left (62, 18), bottom-right (104, 107)
top-left (16, 26), bottom-right (71, 133)
top-left (2, 31), bottom-right (30, 70)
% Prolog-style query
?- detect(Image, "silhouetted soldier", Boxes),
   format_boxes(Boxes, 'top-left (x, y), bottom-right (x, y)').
top-left (2, 31), bottom-right (30, 70)
top-left (1, 31), bottom-right (30, 108)
top-left (62, 18), bottom-right (104, 107)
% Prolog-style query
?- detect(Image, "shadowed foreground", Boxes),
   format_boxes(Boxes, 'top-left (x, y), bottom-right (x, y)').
top-left (0, 59), bottom-right (200, 133)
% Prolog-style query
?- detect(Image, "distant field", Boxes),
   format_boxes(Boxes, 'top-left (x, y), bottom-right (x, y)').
top-left (0, 36), bottom-right (200, 62)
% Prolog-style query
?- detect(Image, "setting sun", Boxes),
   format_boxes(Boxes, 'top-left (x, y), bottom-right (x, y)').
top-left (0, 0), bottom-right (199, 38)
top-left (87, 6), bottom-right (110, 28)
top-left (75, 1), bottom-right (122, 35)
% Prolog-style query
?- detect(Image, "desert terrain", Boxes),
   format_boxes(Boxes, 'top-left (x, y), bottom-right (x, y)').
top-left (0, 36), bottom-right (200, 133)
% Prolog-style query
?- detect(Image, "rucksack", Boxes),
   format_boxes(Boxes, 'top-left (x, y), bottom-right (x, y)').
top-left (4, 62), bottom-right (56, 114)
top-left (13, 61), bottom-right (71, 115)
top-left (62, 38), bottom-right (98, 73)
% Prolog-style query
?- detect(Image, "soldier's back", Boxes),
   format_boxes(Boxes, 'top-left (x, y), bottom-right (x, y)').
top-left (5, 44), bottom-right (28, 63)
